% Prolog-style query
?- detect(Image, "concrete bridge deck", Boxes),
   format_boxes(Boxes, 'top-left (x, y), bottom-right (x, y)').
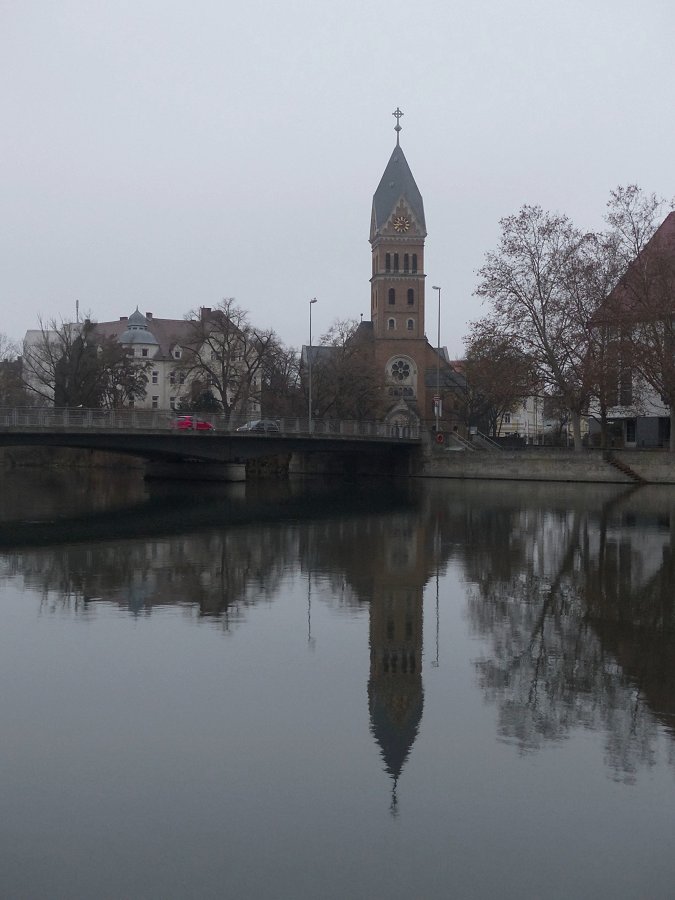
top-left (0, 408), bottom-right (422, 474)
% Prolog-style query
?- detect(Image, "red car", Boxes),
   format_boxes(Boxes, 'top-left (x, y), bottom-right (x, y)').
top-left (172, 415), bottom-right (215, 432)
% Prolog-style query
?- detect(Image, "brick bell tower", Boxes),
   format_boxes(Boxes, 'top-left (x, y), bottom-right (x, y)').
top-left (369, 108), bottom-right (427, 341)
top-left (367, 108), bottom-right (434, 428)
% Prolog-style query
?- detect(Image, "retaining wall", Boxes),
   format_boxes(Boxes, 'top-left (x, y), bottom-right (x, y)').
top-left (421, 449), bottom-right (675, 484)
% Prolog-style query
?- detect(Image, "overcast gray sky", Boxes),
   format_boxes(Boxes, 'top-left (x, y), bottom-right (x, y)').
top-left (2, 0), bottom-right (674, 357)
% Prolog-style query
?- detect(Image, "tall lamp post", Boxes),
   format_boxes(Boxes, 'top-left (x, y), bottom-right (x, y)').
top-left (432, 285), bottom-right (441, 432)
top-left (308, 298), bottom-right (317, 434)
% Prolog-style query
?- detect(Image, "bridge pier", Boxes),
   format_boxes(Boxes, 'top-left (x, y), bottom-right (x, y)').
top-left (289, 448), bottom-right (418, 477)
top-left (145, 460), bottom-right (247, 482)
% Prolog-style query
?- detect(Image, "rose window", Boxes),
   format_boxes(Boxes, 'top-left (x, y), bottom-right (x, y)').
top-left (391, 360), bottom-right (411, 381)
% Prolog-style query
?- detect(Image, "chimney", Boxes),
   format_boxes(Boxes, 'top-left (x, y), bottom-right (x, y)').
top-left (201, 307), bottom-right (212, 321)
top-left (146, 311), bottom-right (153, 320)
top-left (120, 316), bottom-right (128, 322)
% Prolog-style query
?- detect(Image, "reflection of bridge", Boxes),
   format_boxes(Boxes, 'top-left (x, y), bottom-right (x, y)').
top-left (0, 408), bottom-right (422, 473)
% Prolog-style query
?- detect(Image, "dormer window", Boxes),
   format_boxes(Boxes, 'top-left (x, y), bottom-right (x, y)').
top-left (173, 349), bottom-right (181, 359)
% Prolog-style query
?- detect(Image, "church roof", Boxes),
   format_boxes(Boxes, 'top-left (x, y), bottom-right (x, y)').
top-left (424, 359), bottom-right (467, 392)
top-left (371, 144), bottom-right (426, 238)
top-left (301, 345), bottom-right (338, 367)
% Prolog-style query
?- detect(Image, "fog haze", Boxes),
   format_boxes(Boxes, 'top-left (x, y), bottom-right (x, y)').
top-left (2, 0), bottom-right (674, 357)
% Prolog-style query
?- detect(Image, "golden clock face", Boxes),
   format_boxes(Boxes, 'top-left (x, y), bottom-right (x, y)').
top-left (393, 215), bottom-right (410, 233)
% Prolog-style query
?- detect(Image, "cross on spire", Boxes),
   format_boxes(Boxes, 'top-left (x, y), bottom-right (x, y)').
top-left (392, 107), bottom-right (403, 144)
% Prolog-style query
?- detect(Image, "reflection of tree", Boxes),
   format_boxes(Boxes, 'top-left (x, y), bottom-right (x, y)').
top-left (0, 480), bottom-right (436, 636)
top-left (2, 525), bottom-right (296, 627)
top-left (583, 491), bottom-right (675, 745)
top-left (462, 484), bottom-right (675, 781)
top-left (5, 474), bottom-right (675, 786)
top-left (0, 475), bottom-right (448, 809)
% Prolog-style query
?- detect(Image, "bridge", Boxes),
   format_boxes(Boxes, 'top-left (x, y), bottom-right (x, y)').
top-left (0, 408), bottom-right (423, 478)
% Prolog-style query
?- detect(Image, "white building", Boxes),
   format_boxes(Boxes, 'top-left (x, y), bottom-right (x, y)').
top-left (23, 307), bottom-right (262, 416)
top-left (496, 395), bottom-right (546, 444)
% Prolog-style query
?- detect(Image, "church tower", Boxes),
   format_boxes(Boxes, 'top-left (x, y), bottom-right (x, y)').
top-left (369, 108), bottom-right (427, 341)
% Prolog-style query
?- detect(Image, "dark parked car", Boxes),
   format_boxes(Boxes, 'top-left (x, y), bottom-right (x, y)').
top-left (236, 419), bottom-right (280, 433)
top-left (172, 415), bottom-right (215, 432)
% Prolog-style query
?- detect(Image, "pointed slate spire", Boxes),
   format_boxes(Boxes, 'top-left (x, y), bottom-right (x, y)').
top-left (370, 143), bottom-right (426, 240)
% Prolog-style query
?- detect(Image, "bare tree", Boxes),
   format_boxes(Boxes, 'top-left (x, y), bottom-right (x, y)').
top-left (476, 206), bottom-right (603, 451)
top-left (96, 336), bottom-right (151, 409)
top-left (177, 300), bottom-right (280, 423)
top-left (603, 186), bottom-right (675, 449)
top-left (23, 317), bottom-right (94, 406)
top-left (463, 324), bottom-right (536, 437)
top-left (22, 317), bottom-right (148, 408)
top-left (309, 318), bottom-right (382, 420)
top-left (0, 334), bottom-right (18, 361)
top-left (261, 344), bottom-right (303, 417)
top-left (606, 185), bottom-right (667, 264)
top-left (565, 230), bottom-right (627, 448)
top-left (0, 334), bottom-right (30, 406)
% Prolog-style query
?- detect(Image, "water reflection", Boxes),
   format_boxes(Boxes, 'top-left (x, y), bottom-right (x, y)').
top-left (2, 474), bottom-right (675, 793)
top-left (461, 482), bottom-right (675, 782)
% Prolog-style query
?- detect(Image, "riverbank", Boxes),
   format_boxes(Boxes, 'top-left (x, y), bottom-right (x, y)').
top-left (421, 447), bottom-right (675, 484)
top-left (4, 444), bottom-right (675, 485)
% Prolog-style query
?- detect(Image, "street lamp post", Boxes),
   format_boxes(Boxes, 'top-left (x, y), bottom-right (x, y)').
top-left (432, 285), bottom-right (441, 432)
top-left (308, 298), bottom-right (317, 433)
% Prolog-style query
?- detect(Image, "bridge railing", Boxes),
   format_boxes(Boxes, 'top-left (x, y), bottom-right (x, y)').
top-left (0, 407), bottom-right (173, 430)
top-left (0, 408), bottom-right (420, 441)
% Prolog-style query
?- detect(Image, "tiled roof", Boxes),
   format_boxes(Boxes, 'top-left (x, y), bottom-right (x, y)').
top-left (602, 211), bottom-right (675, 320)
top-left (93, 314), bottom-right (195, 361)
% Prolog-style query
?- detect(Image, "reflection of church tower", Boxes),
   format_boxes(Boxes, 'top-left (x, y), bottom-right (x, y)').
top-left (367, 513), bottom-right (424, 814)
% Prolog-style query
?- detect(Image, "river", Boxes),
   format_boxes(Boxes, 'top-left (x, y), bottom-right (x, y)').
top-left (0, 469), bottom-right (674, 899)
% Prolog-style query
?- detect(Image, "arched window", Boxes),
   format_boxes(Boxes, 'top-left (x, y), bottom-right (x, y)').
top-left (404, 253), bottom-right (409, 272)
top-left (393, 253), bottom-right (399, 271)
top-left (388, 318), bottom-right (395, 330)
top-left (407, 318), bottom-right (414, 331)
top-left (407, 288), bottom-right (414, 305)
top-left (412, 254), bottom-right (418, 273)
top-left (385, 253), bottom-right (391, 272)
top-left (388, 288), bottom-right (395, 305)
